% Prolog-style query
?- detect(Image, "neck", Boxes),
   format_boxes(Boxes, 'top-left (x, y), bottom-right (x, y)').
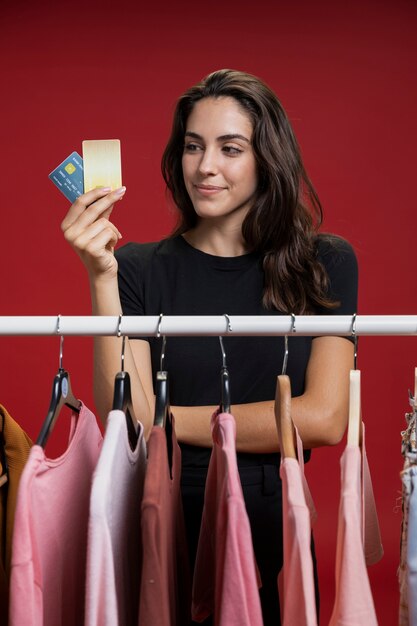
top-left (183, 221), bottom-right (249, 257)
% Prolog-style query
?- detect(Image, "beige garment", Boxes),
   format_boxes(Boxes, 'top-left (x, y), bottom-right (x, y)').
top-left (0, 405), bottom-right (32, 626)
top-left (398, 399), bottom-right (417, 626)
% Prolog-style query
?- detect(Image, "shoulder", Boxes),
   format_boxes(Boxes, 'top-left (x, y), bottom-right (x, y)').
top-left (315, 233), bottom-right (358, 274)
top-left (314, 233), bottom-right (358, 314)
top-left (115, 237), bottom-right (182, 269)
top-left (115, 240), bottom-right (159, 265)
top-left (316, 233), bottom-right (358, 280)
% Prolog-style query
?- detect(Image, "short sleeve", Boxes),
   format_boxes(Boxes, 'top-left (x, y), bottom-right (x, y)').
top-left (314, 235), bottom-right (359, 340)
top-left (115, 243), bottom-right (145, 316)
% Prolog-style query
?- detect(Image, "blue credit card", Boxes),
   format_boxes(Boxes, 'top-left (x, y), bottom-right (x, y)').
top-left (48, 151), bottom-right (84, 203)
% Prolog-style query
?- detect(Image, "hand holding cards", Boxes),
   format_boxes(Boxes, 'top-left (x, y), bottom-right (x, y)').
top-left (49, 139), bottom-right (122, 202)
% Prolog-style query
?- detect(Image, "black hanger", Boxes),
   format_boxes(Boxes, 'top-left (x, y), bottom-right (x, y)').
top-left (219, 314), bottom-right (232, 413)
top-left (219, 336), bottom-right (231, 413)
top-left (281, 313), bottom-right (296, 377)
top-left (153, 317), bottom-right (173, 473)
top-left (36, 319), bottom-right (81, 447)
top-left (112, 316), bottom-right (139, 450)
top-left (153, 322), bottom-right (170, 428)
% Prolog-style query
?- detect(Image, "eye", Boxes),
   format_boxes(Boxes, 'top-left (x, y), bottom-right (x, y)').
top-left (184, 142), bottom-right (202, 152)
top-left (222, 145), bottom-right (243, 156)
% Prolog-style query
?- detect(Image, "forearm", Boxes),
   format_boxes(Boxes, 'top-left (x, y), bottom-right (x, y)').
top-left (173, 337), bottom-right (353, 453)
top-left (173, 393), bottom-right (348, 453)
top-left (172, 401), bottom-right (278, 452)
top-left (90, 276), bottom-right (153, 437)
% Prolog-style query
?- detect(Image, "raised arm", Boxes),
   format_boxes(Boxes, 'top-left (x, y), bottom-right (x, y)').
top-left (61, 188), bottom-right (154, 438)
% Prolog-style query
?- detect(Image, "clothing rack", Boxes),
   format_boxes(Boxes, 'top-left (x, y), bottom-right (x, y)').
top-left (0, 315), bottom-right (416, 336)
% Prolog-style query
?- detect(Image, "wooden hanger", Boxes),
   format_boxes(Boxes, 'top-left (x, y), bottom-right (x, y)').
top-left (0, 418), bottom-right (8, 487)
top-left (347, 369), bottom-right (361, 446)
top-left (413, 367), bottom-right (417, 408)
top-left (274, 375), bottom-right (296, 459)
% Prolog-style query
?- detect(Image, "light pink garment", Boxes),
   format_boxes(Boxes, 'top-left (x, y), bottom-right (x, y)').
top-left (361, 424), bottom-right (383, 566)
top-left (85, 410), bottom-right (146, 626)
top-left (9, 403), bottom-right (102, 626)
top-left (192, 410), bottom-right (263, 626)
top-left (329, 430), bottom-right (379, 626)
top-left (279, 427), bottom-right (318, 626)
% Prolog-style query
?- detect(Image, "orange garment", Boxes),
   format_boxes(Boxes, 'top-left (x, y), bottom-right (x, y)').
top-left (0, 405), bottom-right (32, 626)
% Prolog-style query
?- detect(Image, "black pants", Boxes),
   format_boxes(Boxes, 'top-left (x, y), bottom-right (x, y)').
top-left (181, 464), bottom-right (320, 626)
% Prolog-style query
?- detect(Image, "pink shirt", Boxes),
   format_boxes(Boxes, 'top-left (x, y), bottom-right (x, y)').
top-left (192, 410), bottom-right (263, 626)
top-left (361, 424), bottom-right (383, 566)
top-left (138, 415), bottom-right (190, 626)
top-left (9, 404), bottom-right (102, 626)
top-left (279, 427), bottom-right (318, 626)
top-left (85, 410), bottom-right (146, 626)
top-left (329, 422), bottom-right (381, 626)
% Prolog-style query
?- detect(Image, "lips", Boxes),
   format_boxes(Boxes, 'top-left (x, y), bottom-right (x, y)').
top-left (194, 184), bottom-right (225, 191)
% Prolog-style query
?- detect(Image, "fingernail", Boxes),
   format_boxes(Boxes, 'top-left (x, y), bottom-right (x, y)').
top-left (118, 230), bottom-right (123, 239)
top-left (98, 186), bottom-right (111, 192)
top-left (115, 186), bottom-right (126, 195)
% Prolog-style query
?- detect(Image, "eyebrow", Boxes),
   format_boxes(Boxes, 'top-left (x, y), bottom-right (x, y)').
top-left (184, 131), bottom-right (251, 144)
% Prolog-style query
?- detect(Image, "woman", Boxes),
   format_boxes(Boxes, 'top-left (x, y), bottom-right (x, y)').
top-left (62, 68), bottom-right (358, 624)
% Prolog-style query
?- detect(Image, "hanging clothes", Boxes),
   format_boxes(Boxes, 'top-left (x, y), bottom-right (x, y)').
top-left (362, 425), bottom-right (384, 567)
top-left (85, 410), bottom-right (146, 626)
top-left (192, 410), bottom-right (263, 626)
top-left (399, 395), bottom-right (417, 625)
top-left (0, 405), bottom-right (32, 626)
top-left (279, 426), bottom-right (318, 626)
top-left (138, 414), bottom-right (191, 626)
top-left (9, 403), bottom-right (102, 626)
top-left (329, 422), bottom-right (382, 626)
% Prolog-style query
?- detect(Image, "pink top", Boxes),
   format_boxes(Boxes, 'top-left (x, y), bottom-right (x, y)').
top-left (279, 427), bottom-right (318, 626)
top-left (138, 416), bottom-right (190, 626)
top-left (329, 423), bottom-right (381, 626)
top-left (9, 403), bottom-right (102, 626)
top-left (361, 424), bottom-right (383, 566)
top-left (192, 410), bottom-right (263, 626)
top-left (85, 410), bottom-right (146, 626)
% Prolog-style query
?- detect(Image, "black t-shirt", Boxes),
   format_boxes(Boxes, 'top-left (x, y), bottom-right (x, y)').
top-left (115, 234), bottom-right (358, 468)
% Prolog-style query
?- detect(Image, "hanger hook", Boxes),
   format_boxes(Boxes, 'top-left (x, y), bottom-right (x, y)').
top-left (219, 314), bottom-right (232, 368)
top-left (156, 313), bottom-right (164, 338)
top-left (224, 313), bottom-right (232, 333)
top-left (56, 314), bottom-right (64, 370)
top-left (351, 313), bottom-right (358, 370)
top-left (282, 314), bottom-right (296, 376)
top-left (116, 314), bottom-right (126, 372)
top-left (156, 314), bottom-right (167, 371)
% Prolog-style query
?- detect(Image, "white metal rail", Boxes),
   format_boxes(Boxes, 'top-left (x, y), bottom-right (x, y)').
top-left (0, 316), bottom-right (416, 336)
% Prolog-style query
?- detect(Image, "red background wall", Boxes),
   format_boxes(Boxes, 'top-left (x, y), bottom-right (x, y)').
top-left (1, 1), bottom-right (416, 623)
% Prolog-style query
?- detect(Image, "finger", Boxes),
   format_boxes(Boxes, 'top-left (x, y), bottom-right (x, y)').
top-left (82, 227), bottom-right (120, 259)
top-left (64, 202), bottom-right (116, 243)
top-left (61, 187), bottom-right (112, 231)
top-left (72, 218), bottom-right (122, 250)
top-left (73, 187), bottom-right (126, 230)
top-left (61, 186), bottom-right (126, 231)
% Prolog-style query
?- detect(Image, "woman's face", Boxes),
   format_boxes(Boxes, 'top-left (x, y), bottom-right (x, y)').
top-left (182, 96), bottom-right (258, 227)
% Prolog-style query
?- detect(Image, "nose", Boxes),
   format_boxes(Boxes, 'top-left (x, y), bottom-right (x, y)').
top-left (197, 147), bottom-right (218, 176)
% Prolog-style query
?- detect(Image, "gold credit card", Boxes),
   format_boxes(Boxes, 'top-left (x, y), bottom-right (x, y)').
top-left (82, 139), bottom-right (122, 192)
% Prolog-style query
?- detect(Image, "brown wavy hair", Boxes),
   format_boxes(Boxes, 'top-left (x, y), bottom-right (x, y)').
top-left (161, 68), bottom-right (337, 314)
